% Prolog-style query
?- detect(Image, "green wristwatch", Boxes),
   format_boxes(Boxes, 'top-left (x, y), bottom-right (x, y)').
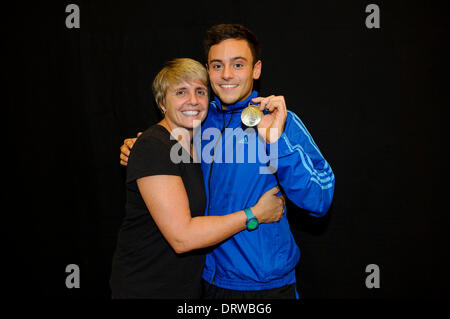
top-left (244, 208), bottom-right (259, 231)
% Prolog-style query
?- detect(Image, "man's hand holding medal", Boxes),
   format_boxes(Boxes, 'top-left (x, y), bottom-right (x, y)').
top-left (241, 95), bottom-right (288, 144)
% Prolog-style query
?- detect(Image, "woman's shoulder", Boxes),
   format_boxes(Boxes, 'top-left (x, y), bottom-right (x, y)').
top-left (136, 124), bottom-right (173, 148)
top-left (126, 124), bottom-right (182, 188)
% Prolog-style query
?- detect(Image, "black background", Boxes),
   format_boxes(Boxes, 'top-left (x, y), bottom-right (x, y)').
top-left (4, 1), bottom-right (448, 299)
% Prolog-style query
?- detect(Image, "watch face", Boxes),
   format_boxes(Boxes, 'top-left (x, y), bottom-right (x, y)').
top-left (248, 219), bottom-right (259, 230)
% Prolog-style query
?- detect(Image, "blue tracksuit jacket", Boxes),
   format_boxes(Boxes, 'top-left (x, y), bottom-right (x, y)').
top-left (195, 91), bottom-right (335, 291)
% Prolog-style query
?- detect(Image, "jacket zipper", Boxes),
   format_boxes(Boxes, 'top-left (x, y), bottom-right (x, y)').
top-left (206, 112), bottom-right (233, 214)
top-left (207, 111), bottom-right (233, 285)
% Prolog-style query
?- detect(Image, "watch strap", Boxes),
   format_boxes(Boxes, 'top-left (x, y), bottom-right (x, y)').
top-left (244, 207), bottom-right (255, 220)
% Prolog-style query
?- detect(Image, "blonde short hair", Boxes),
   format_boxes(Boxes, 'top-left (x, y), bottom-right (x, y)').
top-left (152, 58), bottom-right (208, 114)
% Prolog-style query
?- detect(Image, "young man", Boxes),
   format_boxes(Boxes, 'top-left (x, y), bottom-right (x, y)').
top-left (120, 24), bottom-right (335, 298)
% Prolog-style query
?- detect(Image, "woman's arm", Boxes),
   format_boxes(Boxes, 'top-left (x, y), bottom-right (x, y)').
top-left (137, 175), bottom-right (284, 254)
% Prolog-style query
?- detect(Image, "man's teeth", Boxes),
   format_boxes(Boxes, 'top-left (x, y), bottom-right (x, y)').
top-left (220, 84), bottom-right (238, 88)
top-left (182, 111), bottom-right (199, 116)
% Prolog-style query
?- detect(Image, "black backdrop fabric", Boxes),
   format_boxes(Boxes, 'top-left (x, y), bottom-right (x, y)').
top-left (4, 1), bottom-right (448, 299)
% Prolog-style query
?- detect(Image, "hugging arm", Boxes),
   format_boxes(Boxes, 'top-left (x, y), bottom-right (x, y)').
top-left (137, 175), bottom-right (284, 254)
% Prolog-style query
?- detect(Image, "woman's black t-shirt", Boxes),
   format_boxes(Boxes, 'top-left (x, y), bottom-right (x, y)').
top-left (110, 124), bottom-right (206, 298)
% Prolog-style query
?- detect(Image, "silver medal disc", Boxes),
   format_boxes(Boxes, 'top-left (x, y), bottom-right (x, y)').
top-left (241, 105), bottom-right (262, 127)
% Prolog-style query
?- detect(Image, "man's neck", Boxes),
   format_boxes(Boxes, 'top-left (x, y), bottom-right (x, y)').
top-left (216, 90), bottom-right (255, 110)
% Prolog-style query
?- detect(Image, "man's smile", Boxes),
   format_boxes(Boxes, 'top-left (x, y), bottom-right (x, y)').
top-left (219, 84), bottom-right (239, 89)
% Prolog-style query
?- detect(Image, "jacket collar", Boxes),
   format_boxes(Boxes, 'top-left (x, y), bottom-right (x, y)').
top-left (211, 90), bottom-right (259, 113)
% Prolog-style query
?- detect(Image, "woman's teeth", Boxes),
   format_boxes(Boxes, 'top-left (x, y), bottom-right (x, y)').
top-left (182, 111), bottom-right (200, 116)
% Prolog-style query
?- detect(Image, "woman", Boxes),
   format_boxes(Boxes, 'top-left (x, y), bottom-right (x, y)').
top-left (110, 58), bottom-right (285, 298)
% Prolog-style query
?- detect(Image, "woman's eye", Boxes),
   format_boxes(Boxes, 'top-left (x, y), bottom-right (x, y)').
top-left (197, 90), bottom-right (206, 96)
top-left (175, 91), bottom-right (185, 96)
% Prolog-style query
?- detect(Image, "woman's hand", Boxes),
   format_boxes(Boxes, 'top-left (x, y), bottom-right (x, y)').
top-left (251, 186), bottom-right (286, 224)
top-left (119, 132), bottom-right (142, 166)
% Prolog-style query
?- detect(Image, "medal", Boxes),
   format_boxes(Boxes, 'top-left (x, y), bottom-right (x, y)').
top-left (241, 103), bottom-right (262, 127)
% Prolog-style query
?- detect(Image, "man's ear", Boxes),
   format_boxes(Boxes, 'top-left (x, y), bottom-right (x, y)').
top-left (205, 63), bottom-right (210, 75)
top-left (253, 60), bottom-right (262, 80)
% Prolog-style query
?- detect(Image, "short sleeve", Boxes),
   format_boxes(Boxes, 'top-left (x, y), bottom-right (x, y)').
top-left (126, 133), bottom-right (181, 192)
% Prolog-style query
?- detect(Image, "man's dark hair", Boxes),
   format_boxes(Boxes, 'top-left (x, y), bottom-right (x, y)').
top-left (204, 24), bottom-right (261, 66)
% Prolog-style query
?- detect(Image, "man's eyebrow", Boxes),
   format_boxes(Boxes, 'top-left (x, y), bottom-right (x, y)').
top-left (209, 56), bottom-right (248, 63)
top-left (231, 56), bottom-right (248, 62)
